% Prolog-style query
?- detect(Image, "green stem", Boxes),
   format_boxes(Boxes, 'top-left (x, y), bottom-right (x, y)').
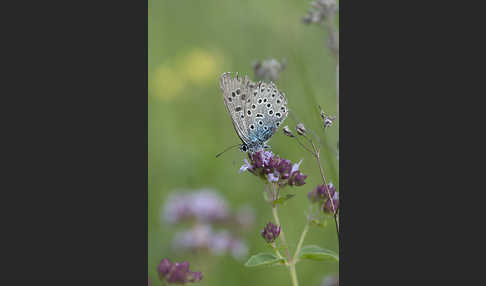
top-left (272, 206), bottom-right (291, 262)
top-left (293, 221), bottom-right (310, 263)
top-left (271, 203), bottom-right (298, 286)
top-left (289, 264), bottom-right (299, 286)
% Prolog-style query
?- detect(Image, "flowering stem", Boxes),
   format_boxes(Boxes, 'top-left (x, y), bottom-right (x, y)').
top-left (308, 138), bottom-right (339, 234)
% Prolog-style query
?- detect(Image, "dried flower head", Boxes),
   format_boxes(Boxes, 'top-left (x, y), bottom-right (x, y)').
top-left (302, 0), bottom-right (338, 25)
top-left (283, 125), bottom-right (295, 137)
top-left (253, 58), bottom-right (286, 82)
top-left (261, 222), bottom-right (281, 243)
top-left (240, 151), bottom-right (307, 187)
top-left (296, 123), bottom-right (307, 136)
top-left (320, 109), bottom-right (336, 128)
top-left (157, 258), bottom-right (203, 285)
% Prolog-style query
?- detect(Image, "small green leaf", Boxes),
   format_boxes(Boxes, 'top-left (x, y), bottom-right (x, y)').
top-left (298, 245), bottom-right (338, 262)
top-left (244, 253), bottom-right (285, 267)
top-left (273, 194), bottom-right (296, 206)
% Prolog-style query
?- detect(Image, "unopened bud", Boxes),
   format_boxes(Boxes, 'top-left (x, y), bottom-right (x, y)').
top-left (283, 125), bottom-right (295, 137)
top-left (296, 123), bottom-right (307, 135)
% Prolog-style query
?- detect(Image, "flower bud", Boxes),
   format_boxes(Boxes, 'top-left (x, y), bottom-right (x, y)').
top-left (283, 125), bottom-right (295, 137)
top-left (296, 123), bottom-right (307, 135)
top-left (261, 222), bottom-right (281, 243)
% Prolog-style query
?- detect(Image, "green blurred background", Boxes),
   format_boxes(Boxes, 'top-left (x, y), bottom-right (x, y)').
top-left (149, 0), bottom-right (339, 285)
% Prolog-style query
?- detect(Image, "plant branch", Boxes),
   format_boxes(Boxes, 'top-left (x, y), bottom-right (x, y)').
top-left (308, 138), bottom-right (339, 234)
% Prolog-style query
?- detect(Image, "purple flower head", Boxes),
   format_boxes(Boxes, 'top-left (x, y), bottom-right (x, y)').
top-left (173, 224), bottom-right (213, 252)
top-left (157, 258), bottom-right (203, 285)
top-left (157, 258), bottom-right (172, 279)
top-left (308, 189), bottom-right (319, 203)
top-left (323, 192), bottom-right (339, 214)
top-left (315, 184), bottom-right (327, 198)
top-left (261, 222), bottom-right (281, 243)
top-left (289, 171), bottom-right (307, 186)
top-left (240, 151), bottom-right (307, 187)
top-left (310, 182), bottom-right (339, 213)
top-left (163, 189), bottom-right (229, 224)
top-left (276, 159), bottom-right (292, 174)
top-left (209, 230), bottom-right (249, 260)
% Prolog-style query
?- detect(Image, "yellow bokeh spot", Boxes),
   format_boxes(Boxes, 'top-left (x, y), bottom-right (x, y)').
top-left (179, 49), bottom-right (222, 84)
top-left (151, 64), bottom-right (185, 100)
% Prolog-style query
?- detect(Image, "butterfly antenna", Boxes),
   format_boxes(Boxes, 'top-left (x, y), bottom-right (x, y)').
top-left (216, 144), bottom-right (241, 158)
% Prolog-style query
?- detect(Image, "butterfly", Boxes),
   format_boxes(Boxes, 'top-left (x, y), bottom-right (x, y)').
top-left (219, 72), bottom-right (288, 154)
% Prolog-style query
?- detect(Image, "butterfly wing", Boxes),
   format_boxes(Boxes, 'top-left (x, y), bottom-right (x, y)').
top-left (245, 81), bottom-right (288, 144)
top-left (219, 72), bottom-right (253, 144)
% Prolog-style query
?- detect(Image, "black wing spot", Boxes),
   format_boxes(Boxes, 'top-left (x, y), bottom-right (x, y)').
top-left (250, 124), bottom-right (255, 130)
top-left (252, 104), bottom-right (256, 109)
top-left (268, 110), bottom-right (273, 115)
top-left (276, 112), bottom-right (281, 118)
top-left (236, 89), bottom-right (241, 95)
top-left (247, 110), bottom-right (251, 115)
top-left (232, 92), bottom-right (236, 97)
top-left (266, 103), bottom-right (271, 108)
top-left (258, 120), bottom-right (263, 125)
top-left (228, 97), bottom-right (232, 102)
top-left (235, 106), bottom-right (242, 112)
